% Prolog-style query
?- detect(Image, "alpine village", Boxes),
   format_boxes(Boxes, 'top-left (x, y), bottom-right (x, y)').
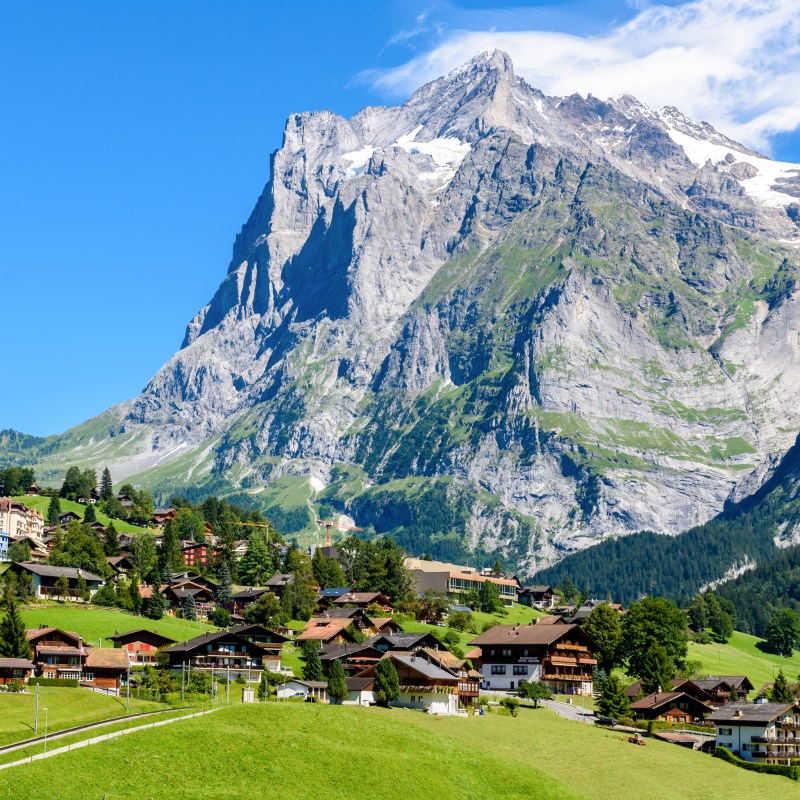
top-left (5, 13), bottom-right (800, 800)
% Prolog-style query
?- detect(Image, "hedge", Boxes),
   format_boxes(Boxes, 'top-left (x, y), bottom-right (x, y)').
top-left (28, 678), bottom-right (79, 688)
top-left (715, 746), bottom-right (800, 781)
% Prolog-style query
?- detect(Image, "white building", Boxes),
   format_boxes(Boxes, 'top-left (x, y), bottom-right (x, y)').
top-left (708, 701), bottom-right (800, 764)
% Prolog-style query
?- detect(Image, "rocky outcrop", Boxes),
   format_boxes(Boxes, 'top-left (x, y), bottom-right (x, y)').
top-left (24, 50), bottom-right (800, 575)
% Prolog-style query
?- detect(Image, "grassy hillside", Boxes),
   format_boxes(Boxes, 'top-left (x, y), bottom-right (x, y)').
top-left (2, 702), bottom-right (799, 799)
top-left (0, 687), bottom-right (163, 747)
top-left (688, 630), bottom-right (800, 692)
top-left (11, 495), bottom-right (142, 534)
top-left (20, 604), bottom-right (213, 647)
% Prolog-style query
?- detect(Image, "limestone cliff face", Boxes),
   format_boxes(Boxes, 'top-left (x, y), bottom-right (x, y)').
top-left (42, 51), bottom-right (800, 574)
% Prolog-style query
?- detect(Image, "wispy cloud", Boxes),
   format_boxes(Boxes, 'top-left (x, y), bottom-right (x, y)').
top-left (366, 0), bottom-right (800, 154)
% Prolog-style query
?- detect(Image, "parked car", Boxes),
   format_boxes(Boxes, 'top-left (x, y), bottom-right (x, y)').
top-left (595, 716), bottom-right (618, 727)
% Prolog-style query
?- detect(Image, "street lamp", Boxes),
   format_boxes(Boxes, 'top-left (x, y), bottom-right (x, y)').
top-left (43, 708), bottom-right (49, 754)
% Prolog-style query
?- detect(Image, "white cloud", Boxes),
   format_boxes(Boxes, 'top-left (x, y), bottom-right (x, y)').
top-left (367, 0), bottom-right (800, 154)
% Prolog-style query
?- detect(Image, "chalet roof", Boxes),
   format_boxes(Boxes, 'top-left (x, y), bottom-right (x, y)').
top-left (86, 648), bottom-right (129, 669)
top-left (264, 573), bottom-right (295, 587)
top-left (233, 588), bottom-right (269, 600)
top-left (319, 643), bottom-right (383, 661)
top-left (333, 592), bottom-right (389, 605)
top-left (630, 691), bottom-right (715, 712)
top-left (291, 680), bottom-right (328, 689)
top-left (315, 608), bottom-right (363, 619)
top-left (368, 617), bottom-right (396, 631)
top-left (469, 623), bottom-right (584, 647)
top-left (387, 653), bottom-right (459, 682)
top-left (296, 620), bottom-right (353, 641)
top-left (162, 631), bottom-right (260, 654)
top-left (36, 646), bottom-right (84, 656)
top-left (346, 677), bottom-right (375, 692)
top-left (367, 632), bottom-right (438, 650)
top-left (26, 627), bottom-right (81, 643)
top-left (537, 616), bottom-right (566, 625)
top-left (464, 647), bottom-right (482, 660)
top-left (14, 562), bottom-right (104, 582)
top-left (106, 629), bottom-right (177, 646)
top-left (0, 658), bottom-right (35, 669)
top-left (226, 624), bottom-right (289, 642)
top-left (520, 585), bottom-right (553, 594)
top-left (707, 702), bottom-right (799, 724)
top-left (693, 676), bottom-right (754, 692)
top-left (318, 587), bottom-right (352, 598)
top-left (421, 648), bottom-right (465, 670)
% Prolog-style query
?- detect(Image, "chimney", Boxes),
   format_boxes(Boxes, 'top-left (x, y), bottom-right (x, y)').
top-left (734, 709), bottom-right (743, 718)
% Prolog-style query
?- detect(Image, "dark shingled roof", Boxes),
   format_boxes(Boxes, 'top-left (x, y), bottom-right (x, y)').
top-left (15, 562), bottom-right (104, 582)
top-left (707, 702), bottom-right (799, 724)
top-left (0, 658), bottom-right (35, 669)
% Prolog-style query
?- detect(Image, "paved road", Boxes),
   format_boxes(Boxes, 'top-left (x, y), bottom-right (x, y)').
top-left (541, 699), bottom-right (597, 723)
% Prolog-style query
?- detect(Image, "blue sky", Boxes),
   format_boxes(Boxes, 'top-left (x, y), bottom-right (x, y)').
top-left (2, 0), bottom-right (799, 436)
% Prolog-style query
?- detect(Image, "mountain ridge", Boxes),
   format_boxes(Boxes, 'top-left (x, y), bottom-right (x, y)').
top-left (6, 50), bottom-right (800, 577)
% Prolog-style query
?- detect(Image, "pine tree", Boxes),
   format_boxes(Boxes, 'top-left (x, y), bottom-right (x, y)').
top-left (769, 669), bottom-right (795, 704)
top-left (640, 644), bottom-right (674, 695)
top-left (0, 596), bottom-right (33, 659)
top-left (182, 593), bottom-right (197, 621)
top-left (47, 493), bottom-right (61, 527)
top-left (103, 523), bottom-right (120, 557)
top-left (75, 574), bottom-right (88, 602)
top-left (83, 503), bottom-right (97, 524)
top-left (158, 520), bottom-right (181, 574)
top-left (374, 657), bottom-right (401, 707)
top-left (216, 561), bottom-right (233, 607)
top-left (239, 533), bottom-right (274, 586)
top-left (128, 573), bottom-right (142, 612)
top-left (596, 674), bottom-right (631, 720)
top-left (302, 644), bottom-right (324, 681)
top-left (144, 585), bottom-right (166, 620)
top-left (100, 467), bottom-right (114, 501)
top-left (327, 659), bottom-right (348, 703)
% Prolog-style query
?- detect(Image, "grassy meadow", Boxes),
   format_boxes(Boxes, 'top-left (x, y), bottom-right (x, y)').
top-left (0, 687), bottom-right (163, 747)
top-left (1, 701), bottom-right (798, 800)
top-left (10, 495), bottom-right (141, 534)
top-left (688, 630), bottom-right (800, 692)
top-left (20, 603), bottom-right (213, 647)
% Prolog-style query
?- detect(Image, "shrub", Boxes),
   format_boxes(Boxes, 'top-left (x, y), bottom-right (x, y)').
top-left (715, 746), bottom-right (800, 780)
top-left (29, 678), bottom-right (79, 687)
top-left (500, 697), bottom-right (520, 717)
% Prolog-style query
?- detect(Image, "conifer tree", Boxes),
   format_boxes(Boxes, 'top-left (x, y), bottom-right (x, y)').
top-left (239, 533), bottom-right (274, 587)
top-left (103, 523), bottom-right (120, 557)
top-left (144, 585), bottom-right (166, 620)
top-left (327, 659), bottom-right (348, 703)
top-left (0, 596), bottom-right (32, 659)
top-left (596, 674), bottom-right (631, 720)
top-left (100, 467), bottom-right (114, 501)
top-left (83, 503), bottom-right (97, 524)
top-left (47, 493), bottom-right (61, 527)
top-left (374, 657), bottom-right (401, 707)
top-left (769, 669), bottom-right (795, 704)
top-left (640, 644), bottom-right (674, 695)
top-left (182, 593), bottom-right (197, 621)
top-left (216, 561), bottom-right (234, 607)
top-left (302, 643), bottom-right (324, 681)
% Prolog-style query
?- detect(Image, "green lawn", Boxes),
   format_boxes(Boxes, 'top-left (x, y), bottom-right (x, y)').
top-left (688, 630), bottom-right (800, 692)
top-left (2, 702), bottom-right (799, 799)
top-left (0, 687), bottom-right (163, 747)
top-left (11, 495), bottom-right (142, 534)
top-left (20, 603), bottom-right (213, 648)
top-left (400, 603), bottom-right (544, 651)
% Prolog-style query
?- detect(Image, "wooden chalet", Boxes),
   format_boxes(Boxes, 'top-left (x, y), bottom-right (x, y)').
top-left (83, 648), bottom-right (129, 691)
top-left (263, 573), bottom-right (295, 599)
top-left (106, 629), bottom-right (178, 665)
top-left (630, 690), bottom-right (716, 723)
top-left (468, 623), bottom-right (598, 695)
top-left (106, 554), bottom-right (135, 578)
top-left (180, 541), bottom-right (210, 569)
top-left (691, 676), bottom-right (754, 703)
top-left (296, 618), bottom-right (359, 645)
top-left (332, 591), bottom-right (393, 611)
top-left (232, 587), bottom-right (272, 616)
top-left (319, 643), bottom-right (384, 676)
top-left (27, 627), bottom-right (87, 680)
top-left (151, 508), bottom-right (177, 527)
top-left (58, 511), bottom-right (82, 525)
top-left (0, 658), bottom-right (35, 685)
top-left (161, 630), bottom-right (267, 671)
top-left (162, 582), bottom-right (215, 616)
top-left (25, 484), bottom-right (42, 495)
top-left (10, 563), bottom-right (103, 600)
top-left (518, 585), bottom-right (556, 609)
top-left (356, 652), bottom-right (469, 714)
top-left (366, 631), bottom-right (443, 653)
top-left (226, 624), bottom-right (288, 667)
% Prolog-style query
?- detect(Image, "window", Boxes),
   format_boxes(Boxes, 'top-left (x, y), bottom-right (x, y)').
top-left (718, 728), bottom-right (732, 736)
top-left (513, 665), bottom-right (528, 675)
top-left (491, 665), bottom-right (507, 675)
top-left (502, 649), bottom-right (512, 657)
top-left (67, 657), bottom-right (79, 666)
top-left (84, 673), bottom-right (94, 682)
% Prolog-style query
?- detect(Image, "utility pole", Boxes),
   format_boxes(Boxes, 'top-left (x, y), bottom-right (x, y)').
top-left (34, 683), bottom-right (39, 734)
top-left (126, 660), bottom-right (130, 712)
top-left (181, 662), bottom-right (185, 702)
top-left (226, 666), bottom-right (230, 704)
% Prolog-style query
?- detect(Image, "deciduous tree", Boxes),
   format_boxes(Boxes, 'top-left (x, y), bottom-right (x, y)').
top-left (582, 604), bottom-right (622, 673)
top-left (764, 609), bottom-right (800, 658)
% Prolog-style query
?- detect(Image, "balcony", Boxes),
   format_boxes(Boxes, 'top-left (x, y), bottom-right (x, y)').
top-left (777, 722), bottom-right (800, 731)
top-left (457, 681), bottom-right (480, 696)
top-left (542, 672), bottom-right (592, 682)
